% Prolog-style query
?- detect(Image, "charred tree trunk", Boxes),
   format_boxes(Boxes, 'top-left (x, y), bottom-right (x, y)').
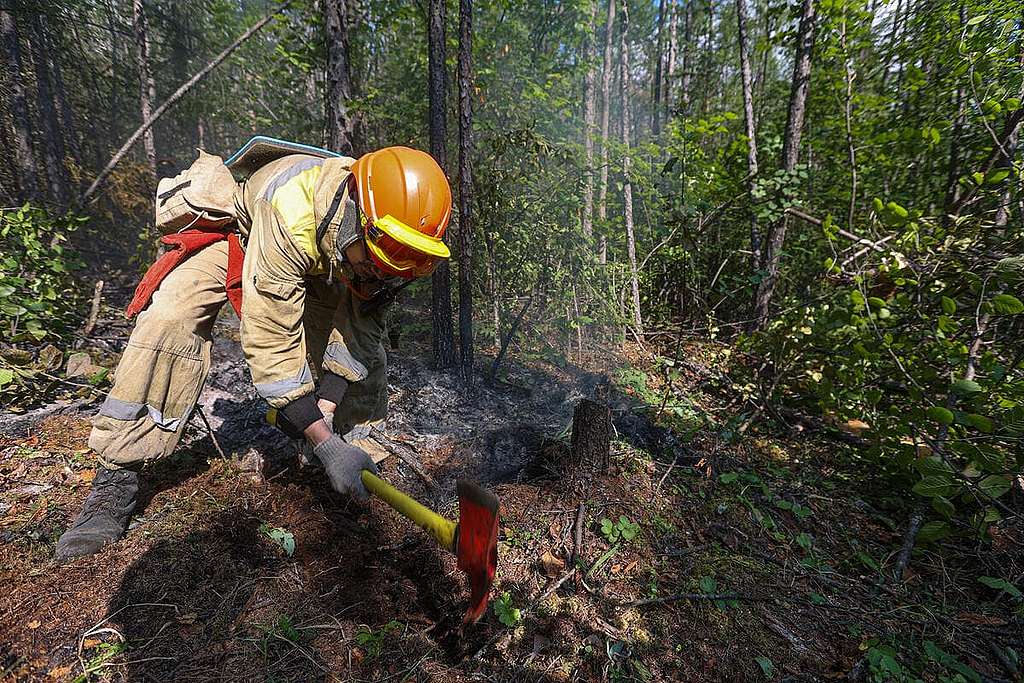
top-left (619, 4), bottom-right (643, 336)
top-left (0, 9), bottom-right (38, 202)
top-left (570, 399), bottom-right (611, 474)
top-left (736, 0), bottom-right (760, 270)
top-left (325, 0), bottom-right (358, 153)
top-left (428, 0), bottom-right (456, 370)
top-left (457, 0), bottom-right (474, 385)
top-left (752, 0), bottom-right (816, 329)
top-left (581, 0), bottom-right (599, 244)
top-left (132, 0), bottom-right (157, 188)
top-left (596, 0), bottom-right (616, 264)
top-left (28, 14), bottom-right (69, 209)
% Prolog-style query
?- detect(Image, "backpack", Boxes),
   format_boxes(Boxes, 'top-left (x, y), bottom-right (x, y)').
top-left (154, 150), bottom-right (239, 234)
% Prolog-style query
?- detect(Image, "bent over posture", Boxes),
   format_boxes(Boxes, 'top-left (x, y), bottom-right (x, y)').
top-left (56, 146), bottom-right (452, 560)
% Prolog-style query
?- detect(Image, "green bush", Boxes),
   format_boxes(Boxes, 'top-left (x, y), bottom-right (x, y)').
top-left (0, 204), bottom-right (86, 342)
top-left (0, 205), bottom-right (87, 400)
top-left (740, 204), bottom-right (1024, 540)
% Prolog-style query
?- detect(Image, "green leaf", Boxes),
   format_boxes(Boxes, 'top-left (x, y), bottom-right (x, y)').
top-left (916, 456), bottom-right (955, 477)
top-left (931, 496), bottom-right (955, 518)
top-left (0, 284), bottom-right (14, 298)
top-left (991, 294), bottom-right (1023, 315)
top-left (964, 413), bottom-right (993, 433)
top-left (259, 523), bottom-right (295, 557)
top-left (978, 475), bottom-right (1012, 500)
top-left (978, 576), bottom-right (1023, 600)
top-left (913, 475), bottom-right (956, 498)
top-left (916, 520), bottom-right (951, 543)
top-left (941, 296), bottom-right (957, 314)
top-left (985, 169), bottom-right (1010, 186)
top-left (719, 472), bottom-right (739, 484)
top-left (755, 656), bottom-right (775, 679)
top-left (952, 379), bottom-right (983, 395)
top-left (965, 14), bottom-right (987, 26)
top-left (0, 368), bottom-right (13, 389)
top-left (926, 406), bottom-right (954, 425)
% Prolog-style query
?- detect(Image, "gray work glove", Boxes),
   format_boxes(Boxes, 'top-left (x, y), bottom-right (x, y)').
top-left (313, 434), bottom-right (379, 500)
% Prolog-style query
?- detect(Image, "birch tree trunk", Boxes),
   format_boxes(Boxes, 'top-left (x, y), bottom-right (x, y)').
top-left (581, 0), bottom-right (598, 244)
top-left (326, 0), bottom-right (358, 154)
top-left (752, 0), bottom-right (816, 329)
top-left (132, 0), bottom-right (157, 187)
top-left (596, 0), bottom-right (616, 264)
top-left (28, 14), bottom-right (69, 209)
top-left (0, 9), bottom-right (38, 202)
top-left (457, 0), bottom-right (475, 385)
top-left (619, 3), bottom-right (643, 336)
top-left (735, 0), bottom-right (760, 270)
top-left (428, 0), bottom-right (456, 370)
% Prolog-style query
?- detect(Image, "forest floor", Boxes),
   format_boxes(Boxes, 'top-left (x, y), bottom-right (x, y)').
top-left (0, 291), bottom-right (1022, 682)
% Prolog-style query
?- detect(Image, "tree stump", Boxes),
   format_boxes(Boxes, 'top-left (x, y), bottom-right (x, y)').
top-left (569, 398), bottom-right (611, 474)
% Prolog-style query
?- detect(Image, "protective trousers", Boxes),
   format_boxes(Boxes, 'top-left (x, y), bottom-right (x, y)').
top-left (89, 242), bottom-right (387, 469)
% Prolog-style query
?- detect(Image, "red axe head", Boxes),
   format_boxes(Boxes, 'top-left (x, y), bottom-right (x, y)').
top-left (455, 480), bottom-right (500, 624)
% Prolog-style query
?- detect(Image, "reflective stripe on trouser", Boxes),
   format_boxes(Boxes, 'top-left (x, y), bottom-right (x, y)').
top-left (89, 241), bottom-right (229, 469)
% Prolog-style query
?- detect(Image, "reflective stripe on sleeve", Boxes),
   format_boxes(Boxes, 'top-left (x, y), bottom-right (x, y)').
top-left (254, 362), bottom-right (314, 399)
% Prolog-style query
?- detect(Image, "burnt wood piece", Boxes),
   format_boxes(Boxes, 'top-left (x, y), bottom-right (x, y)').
top-left (570, 398), bottom-right (610, 474)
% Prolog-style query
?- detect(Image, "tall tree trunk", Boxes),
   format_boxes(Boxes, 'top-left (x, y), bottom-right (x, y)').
top-left (735, 0), bottom-right (760, 270)
top-left (581, 0), bottom-right (598, 244)
top-left (46, 28), bottom-right (80, 166)
top-left (132, 0), bottom-right (157, 187)
top-left (28, 14), bottom-right (69, 209)
top-left (752, 0), bottom-right (816, 329)
top-left (652, 0), bottom-right (667, 136)
top-left (664, 0), bottom-right (678, 124)
top-left (457, 0), bottom-right (474, 385)
top-left (596, 0), bottom-right (616, 264)
top-left (677, 0), bottom-right (694, 115)
top-left (0, 9), bottom-right (38, 202)
top-left (994, 48), bottom-right (1024, 228)
top-left (428, 0), bottom-right (456, 370)
top-left (325, 0), bottom-right (358, 153)
top-left (942, 4), bottom-right (967, 225)
top-left (619, 4), bottom-right (643, 336)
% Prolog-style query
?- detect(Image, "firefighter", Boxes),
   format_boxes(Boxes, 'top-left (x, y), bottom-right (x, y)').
top-left (55, 146), bottom-right (452, 561)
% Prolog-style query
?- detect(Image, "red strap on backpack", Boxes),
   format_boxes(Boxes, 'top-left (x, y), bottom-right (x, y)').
top-left (126, 230), bottom-right (244, 319)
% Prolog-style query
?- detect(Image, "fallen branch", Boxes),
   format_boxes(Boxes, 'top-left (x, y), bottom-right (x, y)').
top-left (195, 406), bottom-right (227, 460)
top-left (786, 207), bottom-right (890, 253)
top-left (620, 592), bottom-right (766, 608)
top-left (81, 4), bottom-right (289, 203)
top-left (370, 428), bottom-right (436, 488)
top-left (488, 290), bottom-right (536, 383)
top-left (80, 279), bottom-right (104, 337)
top-left (568, 502), bottom-right (586, 569)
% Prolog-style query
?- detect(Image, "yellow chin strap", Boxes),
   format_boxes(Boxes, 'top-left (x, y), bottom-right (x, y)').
top-left (364, 214), bottom-right (451, 273)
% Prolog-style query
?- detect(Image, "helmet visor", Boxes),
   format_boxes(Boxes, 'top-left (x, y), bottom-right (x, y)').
top-left (364, 214), bottom-right (450, 278)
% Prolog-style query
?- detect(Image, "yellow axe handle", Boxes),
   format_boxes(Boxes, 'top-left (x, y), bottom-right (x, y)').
top-left (361, 470), bottom-right (456, 553)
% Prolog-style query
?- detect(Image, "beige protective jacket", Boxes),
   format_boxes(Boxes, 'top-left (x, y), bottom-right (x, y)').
top-left (234, 153), bottom-right (388, 432)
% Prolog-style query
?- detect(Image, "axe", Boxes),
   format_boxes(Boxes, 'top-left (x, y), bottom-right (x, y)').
top-left (360, 472), bottom-right (499, 623)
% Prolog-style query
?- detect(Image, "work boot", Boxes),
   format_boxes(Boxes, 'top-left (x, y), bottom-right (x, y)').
top-left (54, 467), bottom-right (139, 561)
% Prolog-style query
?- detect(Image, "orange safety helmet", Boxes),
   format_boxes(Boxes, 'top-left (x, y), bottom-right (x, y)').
top-left (350, 146), bottom-right (452, 279)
